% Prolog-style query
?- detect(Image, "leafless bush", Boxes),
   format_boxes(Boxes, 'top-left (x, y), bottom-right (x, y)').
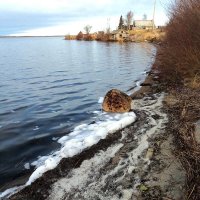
top-left (158, 0), bottom-right (200, 198)
top-left (159, 0), bottom-right (200, 84)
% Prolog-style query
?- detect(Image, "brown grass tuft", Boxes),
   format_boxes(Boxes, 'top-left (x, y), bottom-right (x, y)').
top-left (129, 29), bottom-right (165, 42)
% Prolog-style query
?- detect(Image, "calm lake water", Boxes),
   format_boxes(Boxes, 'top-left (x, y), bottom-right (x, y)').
top-left (0, 37), bottom-right (156, 189)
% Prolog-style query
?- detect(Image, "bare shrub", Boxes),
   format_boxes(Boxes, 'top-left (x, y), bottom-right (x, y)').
top-left (76, 31), bottom-right (83, 40)
top-left (159, 0), bottom-right (200, 84)
top-left (157, 0), bottom-right (200, 198)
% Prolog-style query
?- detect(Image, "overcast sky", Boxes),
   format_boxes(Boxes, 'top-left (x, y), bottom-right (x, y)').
top-left (0, 0), bottom-right (169, 36)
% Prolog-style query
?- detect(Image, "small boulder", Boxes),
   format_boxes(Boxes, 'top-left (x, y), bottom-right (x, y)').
top-left (102, 89), bottom-right (132, 112)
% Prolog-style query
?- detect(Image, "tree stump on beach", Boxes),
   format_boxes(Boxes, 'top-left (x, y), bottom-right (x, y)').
top-left (102, 89), bottom-right (132, 112)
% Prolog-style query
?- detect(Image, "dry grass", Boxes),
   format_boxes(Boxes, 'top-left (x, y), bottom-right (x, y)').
top-left (129, 29), bottom-right (165, 42)
top-left (64, 35), bottom-right (76, 40)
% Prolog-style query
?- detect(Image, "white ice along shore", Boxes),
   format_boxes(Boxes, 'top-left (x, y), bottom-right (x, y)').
top-left (48, 93), bottom-right (168, 200)
top-left (0, 102), bottom-right (136, 198)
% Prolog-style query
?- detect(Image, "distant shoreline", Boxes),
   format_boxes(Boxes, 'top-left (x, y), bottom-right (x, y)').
top-left (65, 29), bottom-right (165, 43)
top-left (0, 35), bottom-right (65, 38)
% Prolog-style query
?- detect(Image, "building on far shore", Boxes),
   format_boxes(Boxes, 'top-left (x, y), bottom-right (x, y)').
top-left (133, 20), bottom-right (155, 29)
top-left (117, 14), bottom-right (155, 30)
top-left (110, 30), bottom-right (129, 41)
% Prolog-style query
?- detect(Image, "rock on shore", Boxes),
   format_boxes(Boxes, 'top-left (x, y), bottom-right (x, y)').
top-left (102, 89), bottom-right (132, 112)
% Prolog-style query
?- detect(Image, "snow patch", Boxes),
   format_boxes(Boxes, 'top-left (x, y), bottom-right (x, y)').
top-left (24, 163), bottom-right (30, 170)
top-left (98, 97), bottom-right (104, 104)
top-left (33, 126), bottom-right (39, 131)
top-left (26, 111), bottom-right (136, 185)
top-left (136, 81), bottom-right (141, 87)
top-left (0, 186), bottom-right (24, 199)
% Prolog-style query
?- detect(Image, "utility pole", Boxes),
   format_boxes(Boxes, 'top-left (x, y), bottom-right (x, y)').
top-left (152, 0), bottom-right (156, 29)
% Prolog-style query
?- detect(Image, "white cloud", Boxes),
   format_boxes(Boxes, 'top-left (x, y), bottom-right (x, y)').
top-left (9, 16), bottom-right (120, 36)
top-left (0, 0), bottom-right (113, 13)
top-left (1, 0), bottom-right (169, 36)
top-left (9, 14), bottom-right (167, 37)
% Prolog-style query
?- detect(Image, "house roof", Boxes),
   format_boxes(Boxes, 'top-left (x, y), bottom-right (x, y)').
top-left (134, 20), bottom-right (154, 27)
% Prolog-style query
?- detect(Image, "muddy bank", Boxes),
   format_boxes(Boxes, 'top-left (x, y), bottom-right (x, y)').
top-left (4, 69), bottom-right (187, 200)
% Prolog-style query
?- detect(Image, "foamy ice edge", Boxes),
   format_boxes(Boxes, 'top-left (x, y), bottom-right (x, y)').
top-left (48, 93), bottom-right (167, 200)
top-left (0, 102), bottom-right (136, 198)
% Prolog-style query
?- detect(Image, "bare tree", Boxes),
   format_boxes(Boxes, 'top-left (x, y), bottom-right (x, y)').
top-left (84, 25), bottom-right (92, 34)
top-left (126, 11), bottom-right (134, 30)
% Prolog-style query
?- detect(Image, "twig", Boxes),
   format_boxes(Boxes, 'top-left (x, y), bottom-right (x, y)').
top-left (187, 184), bottom-right (196, 200)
